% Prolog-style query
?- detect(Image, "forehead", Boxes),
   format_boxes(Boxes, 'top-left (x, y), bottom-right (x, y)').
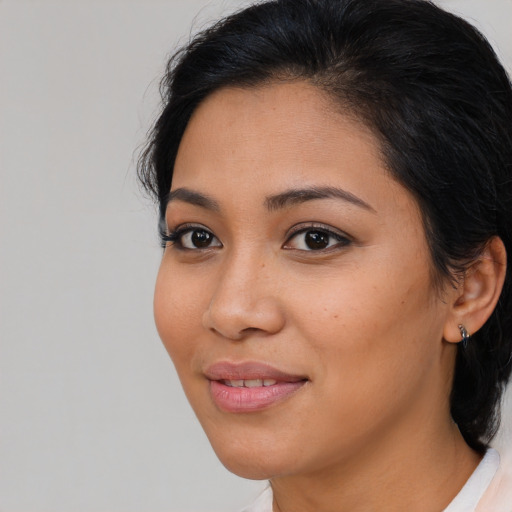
top-left (175, 83), bottom-right (378, 179)
top-left (171, 81), bottom-right (413, 219)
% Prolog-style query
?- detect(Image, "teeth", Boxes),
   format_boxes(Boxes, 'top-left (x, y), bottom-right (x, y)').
top-left (244, 379), bottom-right (263, 388)
top-left (226, 379), bottom-right (244, 387)
top-left (223, 379), bottom-right (277, 388)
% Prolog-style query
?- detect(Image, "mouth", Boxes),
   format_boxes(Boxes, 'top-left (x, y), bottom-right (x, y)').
top-left (205, 361), bottom-right (308, 413)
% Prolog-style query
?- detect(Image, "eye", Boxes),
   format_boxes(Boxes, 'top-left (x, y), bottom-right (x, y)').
top-left (162, 225), bottom-right (222, 250)
top-left (180, 228), bottom-right (220, 249)
top-left (284, 226), bottom-right (351, 251)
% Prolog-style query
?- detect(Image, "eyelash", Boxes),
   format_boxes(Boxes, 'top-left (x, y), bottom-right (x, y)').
top-left (160, 224), bottom-right (221, 250)
top-left (160, 223), bottom-right (352, 252)
top-left (283, 224), bottom-right (352, 252)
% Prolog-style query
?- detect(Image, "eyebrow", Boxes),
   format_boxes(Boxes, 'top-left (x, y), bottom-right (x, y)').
top-left (166, 188), bottom-right (221, 212)
top-left (165, 185), bottom-right (375, 214)
top-left (265, 186), bottom-right (376, 213)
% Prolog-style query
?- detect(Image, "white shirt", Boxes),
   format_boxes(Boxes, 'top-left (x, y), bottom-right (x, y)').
top-left (242, 449), bottom-right (512, 512)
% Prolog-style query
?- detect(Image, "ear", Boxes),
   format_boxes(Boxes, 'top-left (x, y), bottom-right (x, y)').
top-left (443, 237), bottom-right (507, 344)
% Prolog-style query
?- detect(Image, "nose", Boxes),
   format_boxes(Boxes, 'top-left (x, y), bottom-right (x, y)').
top-left (201, 253), bottom-right (286, 340)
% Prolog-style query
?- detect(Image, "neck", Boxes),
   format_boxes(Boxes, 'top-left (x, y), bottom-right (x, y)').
top-left (271, 413), bottom-right (481, 512)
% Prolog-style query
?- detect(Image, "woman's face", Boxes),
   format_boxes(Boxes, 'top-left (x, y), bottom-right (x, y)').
top-left (154, 82), bottom-right (456, 480)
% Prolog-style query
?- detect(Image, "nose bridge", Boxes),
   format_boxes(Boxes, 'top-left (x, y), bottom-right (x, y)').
top-left (202, 246), bottom-right (285, 339)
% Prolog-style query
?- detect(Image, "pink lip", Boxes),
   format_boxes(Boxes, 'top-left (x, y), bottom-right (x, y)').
top-left (205, 361), bottom-right (308, 413)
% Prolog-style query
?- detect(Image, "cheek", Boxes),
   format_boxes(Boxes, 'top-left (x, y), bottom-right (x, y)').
top-left (153, 260), bottom-right (205, 366)
top-left (293, 256), bottom-right (441, 396)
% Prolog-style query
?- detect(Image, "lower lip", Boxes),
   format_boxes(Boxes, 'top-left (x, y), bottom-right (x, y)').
top-left (209, 380), bottom-right (306, 413)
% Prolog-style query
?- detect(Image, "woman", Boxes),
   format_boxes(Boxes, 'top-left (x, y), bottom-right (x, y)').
top-left (139, 0), bottom-right (512, 510)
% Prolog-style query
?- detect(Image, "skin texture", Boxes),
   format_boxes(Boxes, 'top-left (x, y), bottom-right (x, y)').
top-left (153, 82), bottom-right (498, 511)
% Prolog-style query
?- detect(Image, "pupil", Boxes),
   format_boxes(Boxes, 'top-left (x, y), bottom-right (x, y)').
top-left (192, 229), bottom-right (211, 247)
top-left (305, 230), bottom-right (329, 250)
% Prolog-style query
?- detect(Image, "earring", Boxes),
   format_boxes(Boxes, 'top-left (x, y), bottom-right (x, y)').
top-left (458, 324), bottom-right (470, 349)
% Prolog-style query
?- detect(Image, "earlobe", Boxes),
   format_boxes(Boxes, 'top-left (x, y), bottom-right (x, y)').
top-left (443, 236), bottom-right (507, 344)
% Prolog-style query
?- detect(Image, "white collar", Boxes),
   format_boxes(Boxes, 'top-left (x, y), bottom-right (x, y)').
top-left (443, 448), bottom-right (500, 512)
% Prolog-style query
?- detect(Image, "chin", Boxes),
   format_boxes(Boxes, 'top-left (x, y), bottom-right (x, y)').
top-left (205, 430), bottom-right (299, 480)
top-left (221, 458), bottom-right (276, 480)
top-left (215, 450), bottom-right (288, 480)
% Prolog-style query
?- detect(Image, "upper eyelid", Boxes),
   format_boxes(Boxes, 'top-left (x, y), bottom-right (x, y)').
top-left (285, 222), bottom-right (351, 240)
top-left (164, 221), bottom-right (212, 234)
top-left (160, 221), bottom-right (213, 238)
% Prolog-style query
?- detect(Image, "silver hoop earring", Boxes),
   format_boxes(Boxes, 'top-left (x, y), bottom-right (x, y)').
top-left (458, 324), bottom-right (470, 349)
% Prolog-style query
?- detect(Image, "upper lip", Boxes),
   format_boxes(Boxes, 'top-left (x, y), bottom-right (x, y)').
top-left (204, 361), bottom-right (308, 382)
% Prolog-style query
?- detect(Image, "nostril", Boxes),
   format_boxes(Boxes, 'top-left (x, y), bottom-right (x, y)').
top-left (240, 326), bottom-right (266, 336)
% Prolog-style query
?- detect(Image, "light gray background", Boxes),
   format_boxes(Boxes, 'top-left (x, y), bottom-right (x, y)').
top-left (1, 1), bottom-right (511, 511)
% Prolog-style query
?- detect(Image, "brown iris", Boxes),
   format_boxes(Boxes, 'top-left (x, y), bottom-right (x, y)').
top-left (305, 230), bottom-right (330, 250)
top-left (191, 229), bottom-right (213, 248)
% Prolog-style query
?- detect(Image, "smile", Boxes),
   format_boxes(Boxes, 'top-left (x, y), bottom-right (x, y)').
top-left (205, 361), bottom-right (308, 413)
